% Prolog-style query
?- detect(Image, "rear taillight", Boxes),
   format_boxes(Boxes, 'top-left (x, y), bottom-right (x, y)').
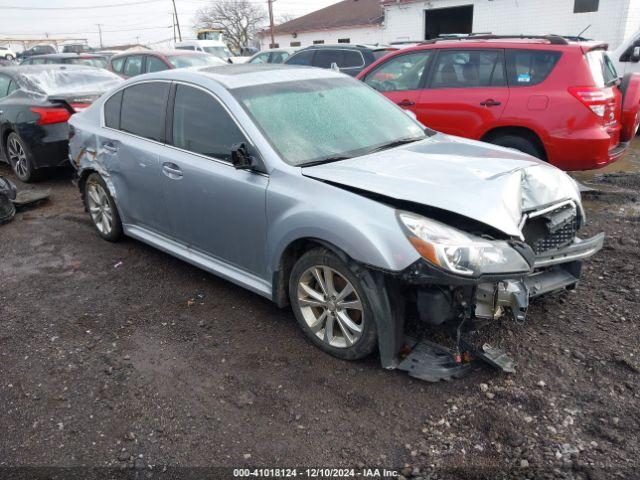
top-left (568, 87), bottom-right (615, 119)
top-left (30, 107), bottom-right (71, 125)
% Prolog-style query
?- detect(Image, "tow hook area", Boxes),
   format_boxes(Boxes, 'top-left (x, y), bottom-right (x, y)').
top-left (397, 339), bottom-right (517, 382)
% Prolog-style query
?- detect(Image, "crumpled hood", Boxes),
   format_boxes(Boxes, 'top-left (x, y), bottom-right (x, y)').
top-left (302, 134), bottom-right (581, 238)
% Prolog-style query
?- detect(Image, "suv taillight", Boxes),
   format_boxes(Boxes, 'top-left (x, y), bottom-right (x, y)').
top-left (568, 87), bottom-right (616, 123)
top-left (30, 106), bottom-right (71, 125)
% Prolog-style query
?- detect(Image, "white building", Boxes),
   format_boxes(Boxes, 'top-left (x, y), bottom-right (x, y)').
top-left (382, 0), bottom-right (640, 49)
top-left (260, 0), bottom-right (639, 50)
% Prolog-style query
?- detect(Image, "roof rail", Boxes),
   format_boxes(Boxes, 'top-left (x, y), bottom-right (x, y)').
top-left (420, 34), bottom-right (570, 46)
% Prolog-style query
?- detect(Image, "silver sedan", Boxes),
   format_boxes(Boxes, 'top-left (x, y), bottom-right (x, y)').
top-left (68, 65), bottom-right (603, 376)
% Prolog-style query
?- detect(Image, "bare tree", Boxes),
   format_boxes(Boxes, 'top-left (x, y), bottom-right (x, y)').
top-left (195, 0), bottom-right (267, 53)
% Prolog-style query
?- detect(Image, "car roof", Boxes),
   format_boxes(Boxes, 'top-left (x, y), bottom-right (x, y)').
top-left (0, 64), bottom-right (103, 75)
top-left (29, 53), bottom-right (106, 59)
top-left (137, 64), bottom-right (345, 90)
top-left (400, 35), bottom-right (608, 51)
top-left (111, 49), bottom-right (208, 59)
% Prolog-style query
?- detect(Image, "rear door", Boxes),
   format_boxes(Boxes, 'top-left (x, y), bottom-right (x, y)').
top-left (99, 81), bottom-right (171, 234)
top-left (159, 83), bottom-right (268, 275)
top-left (418, 48), bottom-right (509, 138)
top-left (362, 50), bottom-right (434, 117)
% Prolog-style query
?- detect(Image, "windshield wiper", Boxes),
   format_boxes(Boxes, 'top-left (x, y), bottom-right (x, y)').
top-left (300, 155), bottom-right (353, 167)
top-left (365, 136), bottom-right (424, 155)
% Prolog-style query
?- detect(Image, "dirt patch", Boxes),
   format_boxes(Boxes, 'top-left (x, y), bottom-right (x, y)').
top-left (0, 156), bottom-right (639, 478)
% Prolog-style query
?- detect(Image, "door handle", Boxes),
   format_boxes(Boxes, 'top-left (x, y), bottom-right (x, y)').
top-left (480, 99), bottom-right (502, 107)
top-left (162, 162), bottom-right (183, 179)
top-left (102, 142), bottom-right (118, 153)
top-left (397, 100), bottom-right (416, 107)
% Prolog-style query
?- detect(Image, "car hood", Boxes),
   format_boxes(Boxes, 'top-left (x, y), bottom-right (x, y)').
top-left (302, 134), bottom-right (582, 238)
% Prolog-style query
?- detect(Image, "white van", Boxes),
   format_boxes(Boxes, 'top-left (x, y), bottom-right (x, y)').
top-left (611, 30), bottom-right (640, 76)
top-left (174, 40), bottom-right (250, 64)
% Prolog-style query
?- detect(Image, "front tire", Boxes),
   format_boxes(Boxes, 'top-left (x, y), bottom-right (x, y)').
top-left (288, 248), bottom-right (378, 360)
top-left (84, 173), bottom-right (123, 242)
top-left (6, 132), bottom-right (37, 182)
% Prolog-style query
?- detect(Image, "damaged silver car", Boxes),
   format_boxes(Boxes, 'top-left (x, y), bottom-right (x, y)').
top-left (68, 65), bottom-right (604, 380)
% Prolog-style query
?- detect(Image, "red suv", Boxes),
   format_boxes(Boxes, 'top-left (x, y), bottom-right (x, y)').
top-left (357, 35), bottom-right (640, 171)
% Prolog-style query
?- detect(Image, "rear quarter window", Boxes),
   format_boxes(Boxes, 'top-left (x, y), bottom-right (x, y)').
top-left (120, 82), bottom-right (169, 141)
top-left (111, 57), bottom-right (125, 73)
top-left (506, 50), bottom-right (561, 86)
top-left (104, 90), bottom-right (123, 129)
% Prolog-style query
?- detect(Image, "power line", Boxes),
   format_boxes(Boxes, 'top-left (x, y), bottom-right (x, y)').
top-left (3, 25), bottom-right (172, 36)
top-left (0, 0), bottom-right (163, 10)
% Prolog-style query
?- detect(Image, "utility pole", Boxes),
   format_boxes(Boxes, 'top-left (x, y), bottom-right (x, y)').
top-left (96, 24), bottom-right (103, 48)
top-left (171, 0), bottom-right (182, 42)
top-left (267, 0), bottom-right (276, 47)
top-left (172, 13), bottom-right (177, 43)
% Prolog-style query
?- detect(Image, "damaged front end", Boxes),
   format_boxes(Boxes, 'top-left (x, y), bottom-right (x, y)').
top-left (392, 198), bottom-right (604, 381)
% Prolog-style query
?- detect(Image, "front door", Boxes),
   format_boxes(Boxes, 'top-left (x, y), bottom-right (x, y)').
top-left (418, 49), bottom-right (509, 138)
top-left (159, 83), bottom-right (269, 276)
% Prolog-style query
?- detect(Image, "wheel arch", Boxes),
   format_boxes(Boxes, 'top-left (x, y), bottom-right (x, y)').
top-left (480, 125), bottom-right (548, 160)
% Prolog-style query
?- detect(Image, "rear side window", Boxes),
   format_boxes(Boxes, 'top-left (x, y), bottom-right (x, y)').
top-left (111, 57), bottom-right (125, 73)
top-left (365, 51), bottom-right (432, 92)
top-left (506, 50), bottom-right (561, 86)
top-left (342, 50), bottom-right (364, 68)
top-left (287, 50), bottom-right (314, 66)
top-left (431, 50), bottom-right (505, 88)
top-left (123, 55), bottom-right (143, 76)
top-left (120, 82), bottom-right (169, 141)
top-left (171, 84), bottom-right (246, 161)
top-left (104, 90), bottom-right (123, 129)
top-left (585, 50), bottom-right (618, 87)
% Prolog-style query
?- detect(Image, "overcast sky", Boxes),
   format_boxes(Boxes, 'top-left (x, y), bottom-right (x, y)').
top-left (0, 0), bottom-right (341, 49)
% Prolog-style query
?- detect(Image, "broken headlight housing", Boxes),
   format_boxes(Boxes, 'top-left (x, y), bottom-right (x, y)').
top-left (398, 212), bottom-right (530, 277)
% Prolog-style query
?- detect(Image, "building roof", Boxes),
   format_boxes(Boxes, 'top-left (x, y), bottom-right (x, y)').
top-left (263, 0), bottom-right (384, 36)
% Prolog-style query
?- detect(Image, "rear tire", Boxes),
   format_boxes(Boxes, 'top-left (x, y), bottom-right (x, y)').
top-left (288, 248), bottom-right (378, 360)
top-left (489, 134), bottom-right (545, 160)
top-left (6, 132), bottom-right (37, 182)
top-left (84, 173), bottom-right (123, 242)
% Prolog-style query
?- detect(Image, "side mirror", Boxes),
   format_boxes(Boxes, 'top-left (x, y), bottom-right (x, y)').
top-left (632, 46), bottom-right (640, 62)
top-left (231, 142), bottom-right (257, 171)
top-left (330, 62), bottom-right (340, 72)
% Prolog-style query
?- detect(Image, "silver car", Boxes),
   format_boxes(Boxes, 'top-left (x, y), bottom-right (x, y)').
top-left (68, 65), bottom-right (603, 378)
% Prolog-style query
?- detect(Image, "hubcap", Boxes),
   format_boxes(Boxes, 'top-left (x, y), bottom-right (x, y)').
top-left (7, 137), bottom-right (28, 179)
top-left (86, 183), bottom-right (113, 235)
top-left (297, 266), bottom-right (364, 348)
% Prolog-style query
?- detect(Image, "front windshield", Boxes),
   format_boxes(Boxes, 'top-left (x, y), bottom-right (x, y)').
top-left (167, 54), bottom-right (224, 68)
top-left (203, 46), bottom-right (232, 58)
top-left (233, 77), bottom-right (427, 166)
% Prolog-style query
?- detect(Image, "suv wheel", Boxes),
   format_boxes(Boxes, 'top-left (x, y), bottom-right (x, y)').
top-left (289, 248), bottom-right (378, 360)
top-left (6, 132), bottom-right (37, 182)
top-left (84, 173), bottom-right (123, 242)
top-left (490, 134), bottom-right (544, 160)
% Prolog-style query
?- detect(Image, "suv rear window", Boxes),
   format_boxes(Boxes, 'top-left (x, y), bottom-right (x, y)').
top-left (506, 50), bottom-right (561, 86)
top-left (585, 50), bottom-right (618, 87)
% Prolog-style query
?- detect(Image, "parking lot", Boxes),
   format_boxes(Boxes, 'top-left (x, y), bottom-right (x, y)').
top-left (0, 138), bottom-right (638, 478)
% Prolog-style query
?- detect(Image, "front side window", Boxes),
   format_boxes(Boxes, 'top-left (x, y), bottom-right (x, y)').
top-left (146, 56), bottom-right (168, 72)
top-left (270, 51), bottom-right (290, 63)
top-left (431, 50), bottom-right (505, 88)
top-left (506, 50), bottom-right (561, 86)
top-left (365, 51), bottom-right (432, 92)
top-left (172, 85), bottom-right (246, 161)
top-left (104, 90), bottom-right (123, 129)
top-left (123, 55), bottom-right (143, 77)
top-left (120, 82), bottom-right (169, 141)
top-left (342, 50), bottom-right (365, 68)
top-left (287, 50), bottom-right (314, 66)
top-left (234, 77), bottom-right (427, 166)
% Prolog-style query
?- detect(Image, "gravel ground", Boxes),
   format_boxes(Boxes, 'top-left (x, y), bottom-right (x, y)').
top-left (0, 143), bottom-right (639, 480)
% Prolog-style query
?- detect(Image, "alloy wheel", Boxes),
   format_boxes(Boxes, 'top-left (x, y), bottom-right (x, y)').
top-left (297, 265), bottom-right (364, 348)
top-left (7, 136), bottom-right (29, 180)
top-left (86, 183), bottom-right (114, 235)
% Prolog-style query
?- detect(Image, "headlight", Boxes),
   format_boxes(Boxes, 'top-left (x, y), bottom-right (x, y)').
top-left (397, 212), bottom-right (531, 277)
